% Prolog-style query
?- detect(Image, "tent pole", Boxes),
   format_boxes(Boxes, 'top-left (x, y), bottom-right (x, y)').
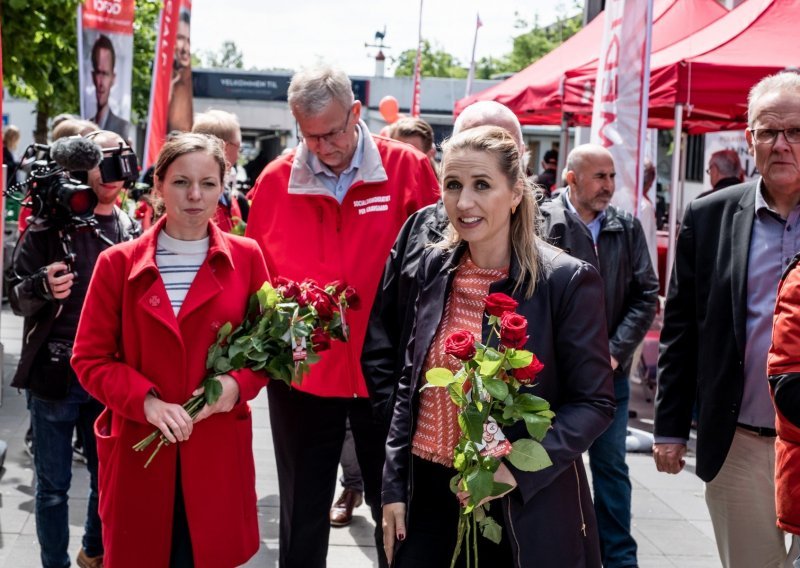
top-left (666, 103), bottom-right (683, 291)
top-left (558, 112), bottom-right (570, 183)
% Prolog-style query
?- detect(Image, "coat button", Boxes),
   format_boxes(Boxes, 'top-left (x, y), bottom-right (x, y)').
top-left (149, 295), bottom-right (161, 307)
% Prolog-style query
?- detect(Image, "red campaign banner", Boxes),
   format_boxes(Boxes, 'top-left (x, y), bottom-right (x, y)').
top-left (81, 0), bottom-right (135, 35)
top-left (144, 0), bottom-right (182, 170)
top-left (143, 0), bottom-right (193, 170)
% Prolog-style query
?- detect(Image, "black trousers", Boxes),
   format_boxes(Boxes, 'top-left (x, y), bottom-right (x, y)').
top-left (394, 455), bottom-right (513, 568)
top-left (267, 381), bottom-right (388, 568)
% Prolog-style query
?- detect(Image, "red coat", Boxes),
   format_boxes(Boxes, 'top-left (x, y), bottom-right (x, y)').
top-left (245, 127), bottom-right (439, 398)
top-left (72, 216), bottom-right (270, 568)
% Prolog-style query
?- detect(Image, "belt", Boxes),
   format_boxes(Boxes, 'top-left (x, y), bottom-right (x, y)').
top-left (737, 423), bottom-right (777, 437)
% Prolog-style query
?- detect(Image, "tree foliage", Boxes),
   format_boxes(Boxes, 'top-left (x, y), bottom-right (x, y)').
top-left (202, 40), bottom-right (244, 69)
top-left (1, 0), bottom-right (160, 139)
top-left (393, 40), bottom-right (467, 79)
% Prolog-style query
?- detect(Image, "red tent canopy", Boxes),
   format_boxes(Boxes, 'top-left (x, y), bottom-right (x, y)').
top-left (454, 0), bottom-right (727, 125)
top-left (563, 0), bottom-right (798, 133)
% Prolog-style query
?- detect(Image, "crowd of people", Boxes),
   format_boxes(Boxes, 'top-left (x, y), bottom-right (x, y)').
top-left (2, 63), bottom-right (800, 568)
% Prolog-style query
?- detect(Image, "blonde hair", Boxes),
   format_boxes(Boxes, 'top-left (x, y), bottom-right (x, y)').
top-left (192, 109), bottom-right (240, 145)
top-left (439, 125), bottom-right (541, 299)
top-left (3, 125), bottom-right (20, 149)
top-left (52, 119), bottom-right (97, 141)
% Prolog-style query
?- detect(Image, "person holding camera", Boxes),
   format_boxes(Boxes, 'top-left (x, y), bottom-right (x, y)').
top-left (6, 130), bottom-right (139, 568)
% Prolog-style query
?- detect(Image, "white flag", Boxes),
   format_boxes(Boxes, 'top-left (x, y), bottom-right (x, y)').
top-left (589, 0), bottom-right (653, 216)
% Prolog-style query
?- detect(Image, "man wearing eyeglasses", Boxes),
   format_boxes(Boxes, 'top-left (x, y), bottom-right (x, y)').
top-left (246, 64), bottom-right (439, 568)
top-left (89, 35), bottom-right (131, 141)
top-left (654, 71), bottom-right (800, 567)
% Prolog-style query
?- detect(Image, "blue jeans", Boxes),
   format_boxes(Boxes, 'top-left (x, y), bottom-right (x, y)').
top-left (588, 374), bottom-right (637, 568)
top-left (30, 383), bottom-right (103, 568)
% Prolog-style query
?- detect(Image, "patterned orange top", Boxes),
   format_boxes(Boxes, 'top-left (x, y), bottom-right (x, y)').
top-left (411, 254), bottom-right (508, 466)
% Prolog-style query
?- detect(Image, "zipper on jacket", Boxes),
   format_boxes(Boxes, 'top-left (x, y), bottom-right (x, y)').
top-left (505, 498), bottom-right (523, 568)
top-left (573, 461), bottom-right (587, 537)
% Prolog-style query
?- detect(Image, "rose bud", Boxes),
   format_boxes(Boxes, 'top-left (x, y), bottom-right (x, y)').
top-left (500, 312), bottom-right (528, 350)
top-left (343, 286), bottom-right (361, 310)
top-left (275, 277), bottom-right (301, 299)
top-left (485, 293), bottom-right (519, 317)
top-left (445, 330), bottom-right (477, 360)
top-left (514, 355), bottom-right (545, 384)
top-left (310, 328), bottom-right (331, 352)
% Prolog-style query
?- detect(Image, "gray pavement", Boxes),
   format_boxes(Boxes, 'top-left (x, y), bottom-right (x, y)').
top-left (0, 305), bottom-right (722, 567)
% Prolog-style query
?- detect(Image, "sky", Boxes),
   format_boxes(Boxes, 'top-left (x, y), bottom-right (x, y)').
top-left (190, 1), bottom-right (583, 76)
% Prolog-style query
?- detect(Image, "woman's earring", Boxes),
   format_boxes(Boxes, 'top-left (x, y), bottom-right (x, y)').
top-left (511, 205), bottom-right (517, 214)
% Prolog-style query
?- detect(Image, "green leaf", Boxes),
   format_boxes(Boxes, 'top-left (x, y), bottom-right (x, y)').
top-left (425, 367), bottom-right (456, 387)
top-left (479, 515), bottom-right (503, 544)
top-left (448, 382), bottom-right (467, 407)
top-left (216, 322), bottom-right (233, 342)
top-left (213, 356), bottom-right (233, 374)
top-left (458, 408), bottom-right (485, 442)
top-left (479, 349), bottom-right (504, 376)
top-left (507, 349), bottom-right (534, 369)
top-left (522, 413), bottom-right (551, 441)
top-left (537, 410), bottom-right (556, 419)
top-left (514, 393), bottom-right (550, 412)
top-left (507, 439), bottom-right (553, 472)
top-left (203, 377), bottom-right (224, 405)
top-left (483, 378), bottom-right (509, 400)
top-left (491, 481), bottom-right (513, 497)
top-left (467, 468), bottom-right (494, 505)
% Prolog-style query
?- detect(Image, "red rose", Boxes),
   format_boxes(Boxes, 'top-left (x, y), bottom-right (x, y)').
top-left (310, 327), bottom-right (331, 352)
top-left (327, 280), bottom-right (348, 296)
top-left (343, 286), bottom-right (361, 310)
top-left (485, 293), bottom-right (519, 317)
top-left (514, 355), bottom-right (545, 384)
top-left (275, 277), bottom-right (301, 299)
top-left (500, 312), bottom-right (528, 350)
top-left (445, 330), bottom-right (476, 360)
top-left (310, 292), bottom-right (337, 320)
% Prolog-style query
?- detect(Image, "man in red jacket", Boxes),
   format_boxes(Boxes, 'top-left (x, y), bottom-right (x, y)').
top-left (246, 64), bottom-right (439, 568)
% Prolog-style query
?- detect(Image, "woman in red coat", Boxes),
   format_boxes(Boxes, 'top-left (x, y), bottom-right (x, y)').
top-left (72, 133), bottom-right (270, 567)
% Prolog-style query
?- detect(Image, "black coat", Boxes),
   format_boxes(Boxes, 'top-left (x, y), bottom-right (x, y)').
top-left (543, 193), bottom-right (659, 376)
top-left (362, 199), bottom-right (449, 423)
top-left (382, 241), bottom-right (615, 567)
top-left (655, 181), bottom-right (762, 482)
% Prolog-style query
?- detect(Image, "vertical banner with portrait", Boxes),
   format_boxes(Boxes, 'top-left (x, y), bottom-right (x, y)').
top-left (78, 0), bottom-right (135, 141)
top-left (143, 0), bottom-right (193, 170)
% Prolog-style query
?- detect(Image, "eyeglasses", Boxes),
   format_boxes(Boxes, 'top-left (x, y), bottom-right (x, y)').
top-left (749, 128), bottom-right (800, 145)
top-left (705, 165), bottom-right (716, 175)
top-left (296, 107), bottom-right (352, 146)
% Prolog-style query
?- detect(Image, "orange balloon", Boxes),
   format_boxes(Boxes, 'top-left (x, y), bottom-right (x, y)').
top-left (379, 95), bottom-right (400, 123)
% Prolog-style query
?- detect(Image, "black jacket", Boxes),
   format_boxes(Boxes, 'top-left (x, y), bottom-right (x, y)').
top-left (543, 192), bottom-right (659, 376)
top-left (382, 241), bottom-right (615, 567)
top-left (6, 211), bottom-right (139, 393)
top-left (655, 181), bottom-right (763, 482)
top-left (362, 199), bottom-right (449, 423)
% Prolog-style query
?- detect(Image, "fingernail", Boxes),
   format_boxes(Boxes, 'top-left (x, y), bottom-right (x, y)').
top-left (398, 533), bottom-right (405, 541)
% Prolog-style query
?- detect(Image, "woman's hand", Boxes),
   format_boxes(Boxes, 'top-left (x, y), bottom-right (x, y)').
top-left (192, 374), bottom-right (240, 423)
top-left (382, 502), bottom-right (407, 565)
top-left (456, 462), bottom-right (518, 508)
top-left (143, 394), bottom-right (193, 443)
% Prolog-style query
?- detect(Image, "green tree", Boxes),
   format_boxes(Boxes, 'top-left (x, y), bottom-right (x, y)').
top-left (393, 40), bottom-right (467, 79)
top-left (203, 40), bottom-right (244, 69)
top-left (1, 0), bottom-right (160, 140)
top-left (2, 0), bottom-right (82, 141)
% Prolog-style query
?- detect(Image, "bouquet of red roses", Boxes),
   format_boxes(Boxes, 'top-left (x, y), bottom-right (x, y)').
top-left (133, 278), bottom-right (357, 467)
top-left (422, 292), bottom-right (554, 567)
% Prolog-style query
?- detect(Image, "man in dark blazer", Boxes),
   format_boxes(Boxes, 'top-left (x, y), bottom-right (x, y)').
top-left (654, 71), bottom-right (800, 567)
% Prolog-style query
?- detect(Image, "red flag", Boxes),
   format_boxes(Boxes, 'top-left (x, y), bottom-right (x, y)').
top-left (143, 0), bottom-right (193, 169)
top-left (411, 0), bottom-right (423, 118)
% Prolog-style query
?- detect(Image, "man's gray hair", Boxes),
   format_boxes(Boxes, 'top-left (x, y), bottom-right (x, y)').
top-left (748, 71), bottom-right (800, 127)
top-left (453, 101), bottom-right (524, 153)
top-left (287, 64), bottom-right (354, 117)
top-left (566, 144), bottom-right (612, 176)
top-left (710, 149), bottom-right (743, 178)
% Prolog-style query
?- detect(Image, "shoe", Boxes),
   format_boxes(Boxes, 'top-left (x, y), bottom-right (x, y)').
top-left (330, 488), bottom-right (363, 527)
top-left (76, 548), bottom-right (104, 568)
top-left (72, 442), bottom-right (88, 465)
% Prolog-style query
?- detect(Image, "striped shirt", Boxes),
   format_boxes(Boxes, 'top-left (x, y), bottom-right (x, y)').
top-left (411, 254), bottom-right (508, 467)
top-left (155, 230), bottom-right (209, 316)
